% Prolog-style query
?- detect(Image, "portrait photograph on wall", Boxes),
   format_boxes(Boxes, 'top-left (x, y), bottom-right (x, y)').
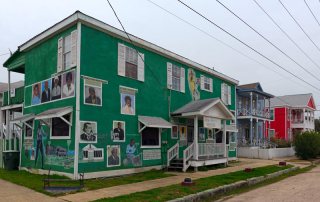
top-left (84, 78), bottom-right (102, 106)
top-left (31, 83), bottom-right (41, 105)
top-left (171, 125), bottom-right (178, 139)
top-left (80, 121), bottom-right (97, 143)
top-left (107, 145), bottom-right (121, 167)
top-left (207, 128), bottom-right (214, 140)
top-left (179, 126), bottom-right (187, 140)
top-left (199, 127), bottom-right (205, 142)
top-left (120, 87), bottom-right (136, 115)
top-left (62, 70), bottom-right (75, 98)
top-left (41, 79), bottom-right (51, 103)
top-left (51, 75), bottom-right (62, 100)
top-left (112, 121), bottom-right (125, 142)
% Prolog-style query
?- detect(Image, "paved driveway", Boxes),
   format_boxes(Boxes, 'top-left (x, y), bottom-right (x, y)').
top-left (221, 165), bottom-right (320, 202)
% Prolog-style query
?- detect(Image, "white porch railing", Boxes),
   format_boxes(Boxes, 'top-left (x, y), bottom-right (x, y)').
top-left (198, 143), bottom-right (225, 157)
top-left (183, 143), bottom-right (194, 172)
top-left (1, 123), bottom-right (7, 138)
top-left (167, 142), bottom-right (179, 166)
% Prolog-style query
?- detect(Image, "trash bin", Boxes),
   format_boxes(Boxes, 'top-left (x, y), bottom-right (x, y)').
top-left (3, 151), bottom-right (20, 170)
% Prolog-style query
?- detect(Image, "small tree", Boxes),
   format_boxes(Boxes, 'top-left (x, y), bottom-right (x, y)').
top-left (294, 131), bottom-right (320, 159)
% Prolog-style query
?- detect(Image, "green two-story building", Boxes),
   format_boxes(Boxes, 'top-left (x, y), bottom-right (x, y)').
top-left (3, 11), bottom-right (238, 179)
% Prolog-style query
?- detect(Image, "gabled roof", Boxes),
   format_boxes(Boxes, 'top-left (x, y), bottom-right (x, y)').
top-left (172, 98), bottom-right (219, 115)
top-left (270, 93), bottom-right (316, 109)
top-left (3, 11), bottom-right (238, 85)
top-left (237, 82), bottom-right (273, 98)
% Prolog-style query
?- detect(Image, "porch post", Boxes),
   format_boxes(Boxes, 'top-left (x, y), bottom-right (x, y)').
top-left (7, 70), bottom-right (11, 151)
top-left (250, 118), bottom-right (253, 146)
top-left (250, 92), bottom-right (253, 116)
top-left (6, 110), bottom-right (10, 151)
top-left (194, 115), bottom-right (198, 160)
top-left (223, 120), bottom-right (227, 158)
top-left (255, 119), bottom-right (258, 146)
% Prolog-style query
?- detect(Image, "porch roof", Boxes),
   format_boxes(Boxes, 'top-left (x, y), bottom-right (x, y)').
top-left (138, 116), bottom-right (172, 129)
top-left (35, 107), bottom-right (72, 120)
top-left (11, 113), bottom-right (34, 124)
top-left (171, 98), bottom-right (235, 120)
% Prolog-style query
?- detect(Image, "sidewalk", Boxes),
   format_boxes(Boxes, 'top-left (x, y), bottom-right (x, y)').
top-left (0, 179), bottom-right (64, 202)
top-left (58, 158), bottom-right (310, 202)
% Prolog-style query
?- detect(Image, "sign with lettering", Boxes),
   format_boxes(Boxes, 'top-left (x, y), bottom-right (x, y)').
top-left (143, 149), bottom-right (161, 160)
top-left (204, 116), bottom-right (221, 129)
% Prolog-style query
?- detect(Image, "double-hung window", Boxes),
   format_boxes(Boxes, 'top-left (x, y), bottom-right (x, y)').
top-left (221, 83), bottom-right (231, 105)
top-left (200, 75), bottom-right (213, 92)
top-left (118, 43), bottom-right (145, 81)
top-left (167, 62), bottom-right (185, 92)
top-left (57, 30), bottom-right (78, 72)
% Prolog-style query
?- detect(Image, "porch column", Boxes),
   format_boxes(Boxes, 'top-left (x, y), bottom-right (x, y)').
top-left (194, 115), bottom-right (198, 160)
top-left (250, 118), bottom-right (253, 146)
top-left (223, 120), bottom-right (227, 158)
top-left (256, 94), bottom-right (258, 116)
top-left (6, 110), bottom-right (10, 151)
top-left (250, 92), bottom-right (253, 116)
top-left (7, 70), bottom-right (11, 151)
top-left (256, 119), bottom-right (258, 146)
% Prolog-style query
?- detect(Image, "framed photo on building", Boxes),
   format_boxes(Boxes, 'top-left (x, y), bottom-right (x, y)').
top-left (51, 75), bottom-right (62, 100)
top-left (120, 86), bottom-right (136, 116)
top-left (107, 145), bottom-right (121, 167)
top-left (84, 78), bottom-right (102, 106)
top-left (112, 121), bottom-right (125, 142)
top-left (80, 121), bottom-right (97, 143)
top-left (31, 83), bottom-right (41, 105)
top-left (62, 70), bottom-right (75, 98)
top-left (179, 126), bottom-right (187, 140)
top-left (41, 79), bottom-right (52, 103)
top-left (199, 127), bottom-right (205, 142)
top-left (207, 128), bottom-right (214, 140)
top-left (171, 125), bottom-right (178, 139)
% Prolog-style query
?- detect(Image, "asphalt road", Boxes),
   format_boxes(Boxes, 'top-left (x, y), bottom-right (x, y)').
top-left (221, 165), bottom-right (320, 202)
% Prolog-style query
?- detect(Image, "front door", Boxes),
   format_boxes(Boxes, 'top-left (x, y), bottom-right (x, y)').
top-left (187, 126), bottom-right (194, 145)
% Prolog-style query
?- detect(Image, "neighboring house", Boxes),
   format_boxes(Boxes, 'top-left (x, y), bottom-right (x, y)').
top-left (2, 11), bottom-right (239, 179)
top-left (236, 83), bottom-right (273, 147)
top-left (266, 94), bottom-right (316, 140)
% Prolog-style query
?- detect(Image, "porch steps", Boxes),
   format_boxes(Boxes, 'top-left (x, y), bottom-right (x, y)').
top-left (168, 159), bottom-right (184, 171)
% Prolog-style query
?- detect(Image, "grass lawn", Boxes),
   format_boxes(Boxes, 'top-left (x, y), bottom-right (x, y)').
top-left (0, 169), bottom-right (174, 196)
top-left (94, 165), bottom-right (292, 202)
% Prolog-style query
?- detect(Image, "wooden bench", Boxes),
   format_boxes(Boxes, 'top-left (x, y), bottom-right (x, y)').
top-left (43, 169), bottom-right (84, 193)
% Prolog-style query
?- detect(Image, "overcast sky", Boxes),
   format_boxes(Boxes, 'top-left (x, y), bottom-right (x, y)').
top-left (1, 0), bottom-right (320, 113)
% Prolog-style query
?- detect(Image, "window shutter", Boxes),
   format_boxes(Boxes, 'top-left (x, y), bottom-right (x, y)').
top-left (200, 75), bottom-right (204, 90)
top-left (209, 78), bottom-right (213, 92)
top-left (57, 37), bottom-right (63, 72)
top-left (70, 30), bottom-right (78, 68)
top-left (137, 52), bottom-right (144, 82)
top-left (180, 67), bottom-right (185, 93)
top-left (167, 62), bottom-right (172, 89)
top-left (228, 85), bottom-right (231, 105)
top-left (221, 83), bottom-right (224, 103)
top-left (118, 43), bottom-right (126, 76)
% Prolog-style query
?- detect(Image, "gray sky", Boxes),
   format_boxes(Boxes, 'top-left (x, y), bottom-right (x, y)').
top-left (1, 0), bottom-right (320, 114)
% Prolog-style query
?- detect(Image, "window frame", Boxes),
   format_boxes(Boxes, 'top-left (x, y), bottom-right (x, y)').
top-left (83, 78), bottom-right (103, 107)
top-left (172, 64), bottom-right (181, 92)
top-left (24, 119), bottom-right (34, 140)
top-left (50, 113), bottom-right (72, 140)
top-left (140, 127), bottom-right (161, 149)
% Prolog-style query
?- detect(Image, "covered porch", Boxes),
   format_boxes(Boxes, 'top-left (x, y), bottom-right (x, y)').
top-left (169, 98), bottom-right (235, 172)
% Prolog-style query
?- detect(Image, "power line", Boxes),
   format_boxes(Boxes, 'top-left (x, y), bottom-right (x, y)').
top-left (279, 0), bottom-right (320, 54)
top-left (106, 0), bottom-right (163, 86)
top-left (304, 0), bottom-right (320, 27)
top-left (145, 0), bottom-right (311, 91)
top-left (253, 0), bottom-right (320, 72)
top-left (215, 0), bottom-right (320, 83)
top-left (176, 0), bottom-right (320, 92)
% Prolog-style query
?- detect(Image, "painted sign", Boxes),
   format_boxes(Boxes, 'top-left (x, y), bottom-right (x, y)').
top-left (143, 149), bottom-right (161, 160)
top-left (204, 116), bottom-right (221, 129)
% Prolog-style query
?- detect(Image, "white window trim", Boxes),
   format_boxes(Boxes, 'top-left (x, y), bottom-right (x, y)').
top-left (140, 128), bottom-right (161, 149)
top-left (82, 147), bottom-right (104, 161)
top-left (171, 125), bottom-right (178, 139)
top-left (201, 75), bottom-right (212, 92)
top-left (24, 120), bottom-right (34, 140)
top-left (50, 113), bottom-right (72, 140)
top-left (83, 78), bottom-right (103, 107)
top-left (167, 62), bottom-right (185, 93)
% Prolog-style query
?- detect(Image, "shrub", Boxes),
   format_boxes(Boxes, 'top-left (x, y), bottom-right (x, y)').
top-left (270, 137), bottom-right (292, 148)
top-left (293, 131), bottom-right (320, 159)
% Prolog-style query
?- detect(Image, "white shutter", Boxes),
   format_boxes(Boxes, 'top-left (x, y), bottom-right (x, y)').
top-left (180, 67), bottom-right (185, 93)
top-left (57, 37), bottom-right (63, 72)
top-left (118, 43), bottom-right (126, 76)
top-left (209, 78), bottom-right (213, 92)
top-left (137, 52), bottom-right (144, 82)
top-left (167, 62), bottom-right (172, 89)
top-left (228, 85), bottom-right (231, 105)
top-left (221, 83), bottom-right (225, 103)
top-left (200, 75), bottom-right (204, 90)
top-left (70, 30), bottom-right (78, 68)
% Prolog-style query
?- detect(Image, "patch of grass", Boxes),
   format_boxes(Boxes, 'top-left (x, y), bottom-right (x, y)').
top-left (94, 165), bottom-right (292, 202)
top-left (206, 165), bottom-right (315, 202)
top-left (0, 169), bottom-right (174, 196)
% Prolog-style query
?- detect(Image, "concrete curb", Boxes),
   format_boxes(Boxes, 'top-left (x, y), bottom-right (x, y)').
top-left (168, 166), bottom-right (299, 202)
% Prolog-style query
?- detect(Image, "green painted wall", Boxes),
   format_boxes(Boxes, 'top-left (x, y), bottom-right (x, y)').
top-left (78, 24), bottom-right (236, 173)
top-left (2, 86), bottom-right (24, 106)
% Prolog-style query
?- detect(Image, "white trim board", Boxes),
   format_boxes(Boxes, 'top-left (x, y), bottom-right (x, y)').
top-left (17, 12), bottom-right (238, 85)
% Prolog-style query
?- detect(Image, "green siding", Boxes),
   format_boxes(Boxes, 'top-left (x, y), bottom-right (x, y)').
top-left (2, 86), bottom-right (24, 106)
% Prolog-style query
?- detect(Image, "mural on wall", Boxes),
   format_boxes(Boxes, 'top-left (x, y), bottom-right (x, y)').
top-left (80, 121), bottom-right (97, 143)
top-left (179, 126), bottom-right (187, 147)
top-left (34, 123), bottom-right (47, 169)
top-left (188, 69), bottom-right (200, 101)
top-left (30, 69), bottom-right (75, 106)
top-left (45, 140), bottom-right (74, 169)
top-left (24, 139), bottom-right (35, 160)
top-left (84, 78), bottom-right (102, 106)
top-left (171, 125), bottom-right (178, 139)
top-left (112, 121), bottom-right (125, 142)
top-left (41, 80), bottom-right (51, 103)
top-left (107, 145), bottom-right (121, 167)
top-left (123, 138), bottom-right (141, 166)
top-left (80, 144), bottom-right (104, 162)
top-left (120, 86), bottom-right (136, 115)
